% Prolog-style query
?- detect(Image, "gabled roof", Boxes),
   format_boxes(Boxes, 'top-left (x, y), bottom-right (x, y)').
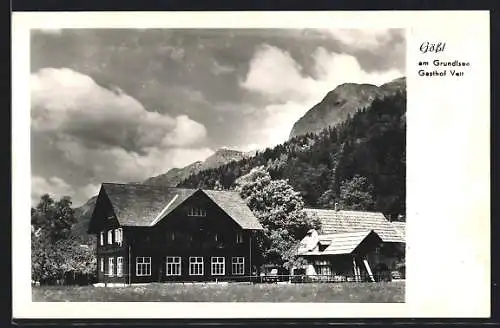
top-left (298, 230), bottom-right (382, 256)
top-left (304, 208), bottom-right (405, 243)
top-left (97, 183), bottom-right (263, 230)
top-left (102, 183), bottom-right (196, 226)
top-left (203, 190), bottom-right (264, 230)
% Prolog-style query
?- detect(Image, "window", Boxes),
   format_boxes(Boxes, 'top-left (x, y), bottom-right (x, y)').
top-left (136, 257), bottom-right (151, 276)
top-left (114, 228), bottom-right (123, 244)
top-left (117, 257), bottom-right (123, 277)
top-left (189, 257), bottom-right (204, 275)
top-left (232, 257), bottom-right (244, 275)
top-left (315, 259), bottom-right (331, 279)
top-left (99, 257), bottom-right (104, 272)
top-left (170, 232), bottom-right (175, 241)
top-left (188, 208), bottom-right (206, 217)
top-left (211, 257), bottom-right (225, 276)
top-left (166, 256), bottom-right (182, 276)
top-left (214, 233), bottom-right (218, 242)
top-left (107, 230), bottom-right (113, 244)
top-left (100, 232), bottom-right (104, 246)
top-left (236, 232), bottom-right (244, 244)
top-left (108, 257), bottom-right (114, 276)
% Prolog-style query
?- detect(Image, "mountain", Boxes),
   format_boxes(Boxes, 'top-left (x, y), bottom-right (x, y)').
top-left (71, 195), bottom-right (98, 241)
top-left (289, 77), bottom-right (406, 139)
top-left (143, 161), bottom-right (204, 187)
top-left (143, 148), bottom-right (249, 186)
top-left (179, 89), bottom-right (406, 218)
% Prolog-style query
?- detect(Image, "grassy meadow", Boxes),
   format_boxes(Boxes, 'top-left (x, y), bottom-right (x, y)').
top-left (32, 281), bottom-right (405, 302)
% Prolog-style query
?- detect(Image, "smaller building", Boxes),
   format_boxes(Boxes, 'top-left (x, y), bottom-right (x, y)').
top-left (294, 208), bottom-right (405, 282)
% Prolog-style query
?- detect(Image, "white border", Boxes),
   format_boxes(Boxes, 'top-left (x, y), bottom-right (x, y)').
top-left (13, 11), bottom-right (490, 318)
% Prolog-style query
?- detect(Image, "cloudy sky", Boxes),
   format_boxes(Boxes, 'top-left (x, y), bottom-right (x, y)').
top-left (30, 28), bottom-right (405, 206)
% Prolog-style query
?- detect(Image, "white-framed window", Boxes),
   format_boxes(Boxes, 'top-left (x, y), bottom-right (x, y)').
top-left (236, 232), bottom-right (244, 244)
top-left (188, 208), bottom-right (206, 217)
top-left (100, 231), bottom-right (104, 246)
top-left (136, 257), bottom-right (151, 276)
top-left (166, 256), bottom-right (182, 276)
top-left (108, 257), bottom-right (114, 276)
top-left (117, 257), bottom-right (123, 277)
top-left (99, 257), bottom-right (104, 272)
top-left (211, 257), bottom-right (225, 276)
top-left (232, 257), bottom-right (245, 275)
top-left (114, 228), bottom-right (123, 244)
top-left (107, 230), bottom-right (113, 244)
top-left (189, 257), bottom-right (204, 275)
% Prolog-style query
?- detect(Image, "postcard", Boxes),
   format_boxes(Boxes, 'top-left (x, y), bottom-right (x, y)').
top-left (12, 10), bottom-right (490, 318)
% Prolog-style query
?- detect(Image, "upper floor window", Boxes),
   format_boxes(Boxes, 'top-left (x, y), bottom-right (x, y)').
top-left (170, 232), bottom-right (176, 241)
top-left (100, 231), bottom-right (104, 246)
top-left (236, 232), bottom-right (244, 244)
top-left (114, 228), bottom-right (123, 244)
top-left (188, 207), bottom-right (206, 217)
top-left (107, 230), bottom-right (113, 244)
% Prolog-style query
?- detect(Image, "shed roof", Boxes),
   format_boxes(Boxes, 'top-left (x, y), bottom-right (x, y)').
top-left (304, 208), bottom-right (405, 243)
top-left (99, 183), bottom-right (263, 230)
top-left (298, 230), bottom-right (381, 256)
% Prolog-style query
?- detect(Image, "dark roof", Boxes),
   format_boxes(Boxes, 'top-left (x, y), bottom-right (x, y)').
top-left (100, 183), bottom-right (263, 230)
top-left (204, 190), bottom-right (264, 230)
top-left (304, 208), bottom-right (405, 243)
top-left (298, 230), bottom-right (381, 256)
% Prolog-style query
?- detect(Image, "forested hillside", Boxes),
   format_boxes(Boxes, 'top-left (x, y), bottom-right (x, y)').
top-left (178, 90), bottom-right (406, 219)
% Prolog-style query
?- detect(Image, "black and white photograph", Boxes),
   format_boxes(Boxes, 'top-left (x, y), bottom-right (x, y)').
top-left (28, 27), bottom-right (407, 303)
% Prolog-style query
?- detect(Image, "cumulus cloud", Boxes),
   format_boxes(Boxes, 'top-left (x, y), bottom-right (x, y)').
top-left (240, 44), bottom-right (317, 102)
top-left (240, 44), bottom-right (403, 148)
top-left (325, 28), bottom-right (398, 50)
top-left (31, 176), bottom-right (100, 207)
top-left (31, 67), bottom-right (211, 190)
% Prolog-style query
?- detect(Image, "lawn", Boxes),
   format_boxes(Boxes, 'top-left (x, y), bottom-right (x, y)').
top-left (32, 281), bottom-right (405, 302)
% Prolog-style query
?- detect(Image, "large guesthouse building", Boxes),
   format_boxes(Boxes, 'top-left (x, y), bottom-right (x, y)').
top-left (87, 183), bottom-right (263, 285)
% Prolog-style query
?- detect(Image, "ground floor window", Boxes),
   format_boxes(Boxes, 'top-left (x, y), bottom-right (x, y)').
top-left (231, 257), bottom-right (244, 275)
top-left (108, 257), bottom-right (114, 276)
top-left (136, 257), bottom-right (151, 276)
top-left (211, 257), bottom-right (225, 275)
top-left (189, 257), bottom-right (204, 275)
top-left (166, 256), bottom-right (182, 276)
top-left (100, 257), bottom-right (104, 272)
top-left (117, 257), bottom-right (124, 277)
top-left (315, 259), bottom-right (331, 278)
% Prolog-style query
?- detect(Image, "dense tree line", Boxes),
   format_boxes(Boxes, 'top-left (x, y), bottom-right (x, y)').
top-left (179, 91), bottom-right (406, 220)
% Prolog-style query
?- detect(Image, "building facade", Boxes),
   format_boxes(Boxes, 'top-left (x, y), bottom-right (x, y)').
top-left (295, 208), bottom-right (406, 282)
top-left (87, 183), bottom-right (264, 284)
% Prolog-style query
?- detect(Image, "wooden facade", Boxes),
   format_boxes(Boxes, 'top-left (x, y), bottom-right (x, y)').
top-left (88, 184), bottom-right (263, 284)
top-left (295, 209), bottom-right (406, 282)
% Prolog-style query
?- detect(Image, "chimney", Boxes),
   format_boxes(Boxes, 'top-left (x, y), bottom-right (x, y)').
top-left (334, 202), bottom-right (339, 211)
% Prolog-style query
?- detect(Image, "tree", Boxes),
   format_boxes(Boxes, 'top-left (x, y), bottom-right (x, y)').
top-left (31, 194), bottom-right (96, 285)
top-left (338, 174), bottom-right (375, 211)
top-left (32, 194), bottom-right (76, 243)
top-left (235, 166), bottom-right (320, 270)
